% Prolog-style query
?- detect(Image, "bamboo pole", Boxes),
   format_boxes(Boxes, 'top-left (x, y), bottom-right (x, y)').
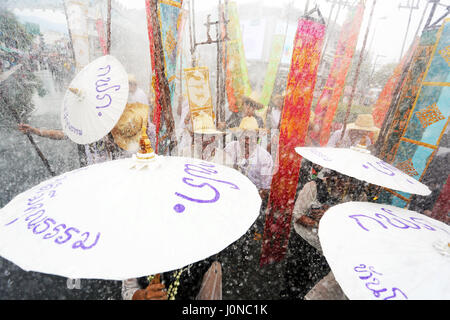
top-left (0, 93), bottom-right (55, 177)
top-left (106, 0), bottom-right (112, 55)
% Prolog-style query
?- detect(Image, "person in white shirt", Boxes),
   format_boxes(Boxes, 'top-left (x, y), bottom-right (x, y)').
top-left (327, 114), bottom-right (379, 148)
top-left (223, 130), bottom-right (273, 198)
top-left (127, 74), bottom-right (150, 106)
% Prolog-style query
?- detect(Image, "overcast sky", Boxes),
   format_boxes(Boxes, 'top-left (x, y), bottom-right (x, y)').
top-left (13, 0), bottom-right (450, 65)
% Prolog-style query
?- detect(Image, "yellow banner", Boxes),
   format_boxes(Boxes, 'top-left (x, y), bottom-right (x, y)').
top-left (184, 66), bottom-right (214, 123)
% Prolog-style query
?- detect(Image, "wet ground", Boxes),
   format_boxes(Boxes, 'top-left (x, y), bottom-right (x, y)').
top-left (0, 69), bottom-right (329, 300)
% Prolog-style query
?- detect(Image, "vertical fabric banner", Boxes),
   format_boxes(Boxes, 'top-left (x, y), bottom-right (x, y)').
top-left (225, 1), bottom-right (251, 113)
top-left (184, 66), bottom-right (214, 122)
top-left (95, 18), bottom-right (108, 56)
top-left (158, 0), bottom-right (184, 105)
top-left (260, 18), bottom-right (325, 266)
top-left (310, 2), bottom-right (364, 146)
top-left (146, 0), bottom-right (182, 154)
top-left (65, 0), bottom-right (90, 71)
top-left (379, 18), bottom-right (450, 208)
top-left (378, 29), bottom-right (438, 164)
top-left (259, 34), bottom-right (285, 106)
top-left (372, 39), bottom-right (418, 128)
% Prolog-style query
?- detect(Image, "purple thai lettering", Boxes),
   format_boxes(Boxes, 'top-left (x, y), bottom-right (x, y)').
top-left (43, 223), bottom-right (66, 240)
top-left (33, 218), bottom-right (56, 235)
top-left (72, 232), bottom-right (101, 250)
top-left (95, 77), bottom-right (111, 86)
top-left (383, 288), bottom-right (408, 300)
top-left (375, 213), bottom-right (412, 229)
top-left (24, 203), bottom-right (44, 215)
top-left (365, 279), bottom-right (388, 298)
top-left (55, 227), bottom-right (80, 244)
top-left (368, 266), bottom-right (383, 276)
top-left (27, 214), bottom-right (46, 230)
top-left (408, 217), bottom-right (438, 231)
top-left (96, 93), bottom-right (112, 109)
top-left (97, 65), bottom-right (111, 77)
top-left (380, 208), bottom-right (421, 229)
top-left (25, 209), bottom-right (45, 223)
top-left (184, 166), bottom-right (239, 190)
top-left (362, 161), bottom-right (395, 176)
top-left (198, 162), bottom-right (216, 168)
top-left (4, 218), bottom-right (18, 226)
top-left (28, 193), bottom-right (44, 206)
top-left (175, 177), bottom-right (220, 204)
top-left (185, 164), bottom-right (218, 174)
top-left (354, 264), bottom-right (367, 273)
top-left (358, 265), bottom-right (383, 280)
top-left (96, 83), bottom-right (121, 93)
top-left (358, 271), bottom-right (374, 280)
top-left (348, 214), bottom-right (389, 231)
top-left (39, 184), bottom-right (54, 192)
top-left (48, 190), bottom-right (56, 198)
top-left (310, 149), bottom-right (332, 161)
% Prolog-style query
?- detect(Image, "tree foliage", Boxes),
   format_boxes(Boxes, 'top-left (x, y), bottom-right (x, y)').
top-left (0, 9), bottom-right (46, 125)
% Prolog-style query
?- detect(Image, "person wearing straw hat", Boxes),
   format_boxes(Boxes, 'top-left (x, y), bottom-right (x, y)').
top-left (110, 101), bottom-right (156, 156)
top-left (17, 74), bottom-right (156, 163)
top-left (327, 114), bottom-right (380, 149)
top-left (217, 92), bottom-right (265, 130)
top-left (179, 111), bottom-right (232, 165)
top-left (222, 120), bottom-right (273, 198)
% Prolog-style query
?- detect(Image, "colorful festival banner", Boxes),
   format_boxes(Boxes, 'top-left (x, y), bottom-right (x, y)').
top-left (225, 1), bottom-right (252, 113)
top-left (379, 19), bottom-right (450, 209)
top-left (95, 18), bottom-right (107, 56)
top-left (146, 0), bottom-right (182, 154)
top-left (65, 0), bottom-right (90, 71)
top-left (310, 2), bottom-right (365, 146)
top-left (158, 0), bottom-right (184, 105)
top-left (260, 34), bottom-right (285, 106)
top-left (260, 18), bottom-right (325, 266)
top-left (379, 29), bottom-right (438, 164)
top-left (184, 66), bottom-right (214, 122)
top-left (372, 39), bottom-right (419, 128)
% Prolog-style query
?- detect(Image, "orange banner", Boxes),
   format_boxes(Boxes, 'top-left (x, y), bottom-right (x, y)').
top-left (372, 38), bottom-right (419, 128)
top-left (310, 2), bottom-right (365, 146)
top-left (260, 18), bottom-right (325, 266)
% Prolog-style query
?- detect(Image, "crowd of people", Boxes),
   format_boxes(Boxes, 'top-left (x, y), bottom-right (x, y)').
top-left (17, 66), bottom-right (384, 300)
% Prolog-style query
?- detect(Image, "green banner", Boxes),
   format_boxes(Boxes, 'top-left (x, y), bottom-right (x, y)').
top-left (225, 1), bottom-right (251, 112)
top-left (260, 34), bottom-right (284, 106)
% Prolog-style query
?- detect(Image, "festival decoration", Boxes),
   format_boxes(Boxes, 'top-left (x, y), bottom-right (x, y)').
top-left (145, 0), bottom-right (181, 154)
top-left (260, 34), bottom-right (285, 106)
top-left (64, 0), bottom-right (90, 71)
top-left (224, 1), bottom-right (252, 113)
top-left (260, 16), bottom-right (326, 266)
top-left (0, 135), bottom-right (261, 280)
top-left (294, 147), bottom-right (431, 196)
top-left (378, 29), bottom-right (438, 164)
top-left (379, 18), bottom-right (450, 208)
top-left (311, 2), bottom-right (365, 146)
top-left (184, 66), bottom-right (215, 123)
top-left (61, 55), bottom-right (129, 145)
top-left (372, 39), bottom-right (419, 128)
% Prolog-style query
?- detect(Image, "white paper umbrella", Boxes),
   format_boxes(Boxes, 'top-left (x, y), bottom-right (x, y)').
top-left (319, 201), bottom-right (450, 300)
top-left (295, 147), bottom-right (431, 196)
top-left (0, 156), bottom-right (261, 280)
top-left (61, 55), bottom-right (129, 144)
